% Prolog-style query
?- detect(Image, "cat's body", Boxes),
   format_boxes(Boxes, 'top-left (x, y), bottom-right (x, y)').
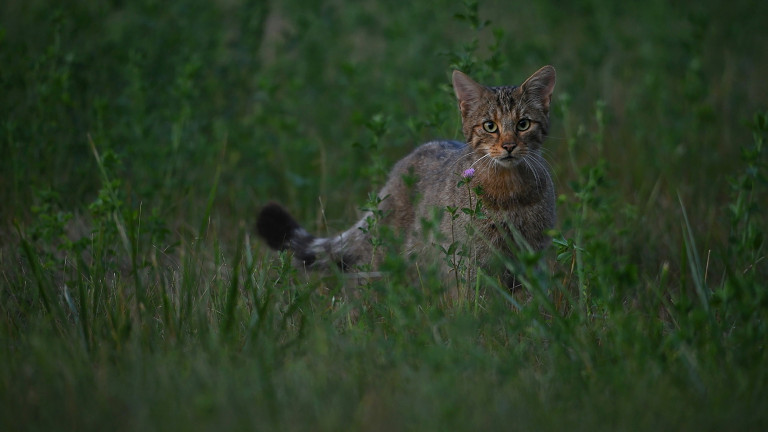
top-left (257, 66), bottom-right (556, 284)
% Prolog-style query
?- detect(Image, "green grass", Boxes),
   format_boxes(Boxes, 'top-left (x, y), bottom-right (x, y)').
top-left (2, 0), bottom-right (768, 430)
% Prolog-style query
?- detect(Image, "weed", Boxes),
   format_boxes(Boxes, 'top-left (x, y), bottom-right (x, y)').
top-left (1, 0), bottom-right (768, 431)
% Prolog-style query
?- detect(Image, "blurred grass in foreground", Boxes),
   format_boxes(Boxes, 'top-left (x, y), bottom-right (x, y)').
top-left (1, 0), bottom-right (767, 430)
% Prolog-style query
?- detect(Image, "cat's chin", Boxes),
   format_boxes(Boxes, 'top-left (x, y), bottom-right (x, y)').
top-left (493, 157), bottom-right (521, 169)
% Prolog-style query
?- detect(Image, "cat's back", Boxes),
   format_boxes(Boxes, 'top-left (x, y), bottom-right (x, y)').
top-left (408, 139), bottom-right (466, 162)
top-left (389, 140), bottom-right (468, 176)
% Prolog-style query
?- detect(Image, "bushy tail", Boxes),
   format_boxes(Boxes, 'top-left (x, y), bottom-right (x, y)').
top-left (256, 202), bottom-right (368, 270)
top-left (256, 203), bottom-right (318, 266)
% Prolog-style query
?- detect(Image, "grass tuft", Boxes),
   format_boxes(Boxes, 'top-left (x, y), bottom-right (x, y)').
top-left (1, 0), bottom-right (767, 431)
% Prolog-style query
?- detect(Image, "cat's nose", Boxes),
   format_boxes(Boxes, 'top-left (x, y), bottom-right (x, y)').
top-left (502, 142), bottom-right (517, 153)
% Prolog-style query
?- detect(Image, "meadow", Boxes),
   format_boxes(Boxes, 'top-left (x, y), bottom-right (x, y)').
top-left (1, 0), bottom-right (767, 430)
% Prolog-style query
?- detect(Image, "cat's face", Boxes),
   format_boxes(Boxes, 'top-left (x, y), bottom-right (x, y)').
top-left (453, 66), bottom-right (556, 169)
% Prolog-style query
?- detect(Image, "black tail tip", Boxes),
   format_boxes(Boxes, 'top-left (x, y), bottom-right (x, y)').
top-left (256, 202), bottom-right (301, 250)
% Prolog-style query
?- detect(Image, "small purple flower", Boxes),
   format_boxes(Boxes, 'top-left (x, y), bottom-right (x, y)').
top-left (462, 168), bottom-right (475, 179)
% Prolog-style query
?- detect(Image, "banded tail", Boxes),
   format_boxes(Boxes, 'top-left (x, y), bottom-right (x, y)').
top-left (256, 202), bottom-right (369, 270)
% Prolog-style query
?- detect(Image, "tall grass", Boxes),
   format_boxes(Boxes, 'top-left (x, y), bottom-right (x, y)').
top-left (1, 0), bottom-right (767, 430)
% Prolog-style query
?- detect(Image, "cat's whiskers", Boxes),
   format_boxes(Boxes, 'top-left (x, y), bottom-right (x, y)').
top-left (447, 149), bottom-right (480, 171)
top-left (470, 153), bottom-right (492, 169)
top-left (486, 155), bottom-right (502, 170)
top-left (536, 159), bottom-right (553, 174)
top-left (530, 149), bottom-right (554, 173)
top-left (543, 134), bottom-right (568, 144)
top-left (538, 146), bottom-right (555, 162)
top-left (487, 153), bottom-right (504, 176)
top-left (531, 152), bottom-right (560, 184)
top-left (531, 153), bottom-right (557, 186)
top-left (482, 155), bottom-right (497, 175)
top-left (521, 153), bottom-right (541, 187)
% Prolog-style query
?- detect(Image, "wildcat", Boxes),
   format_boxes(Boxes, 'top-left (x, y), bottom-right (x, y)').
top-left (257, 66), bottom-right (556, 286)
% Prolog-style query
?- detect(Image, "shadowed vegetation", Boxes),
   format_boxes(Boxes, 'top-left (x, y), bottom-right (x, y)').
top-left (1, 0), bottom-right (767, 430)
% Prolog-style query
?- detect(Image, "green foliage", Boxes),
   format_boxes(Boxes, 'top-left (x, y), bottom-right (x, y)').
top-left (1, 0), bottom-right (768, 431)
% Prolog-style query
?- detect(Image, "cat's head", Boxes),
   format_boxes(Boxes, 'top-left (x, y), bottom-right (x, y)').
top-left (452, 66), bottom-right (555, 168)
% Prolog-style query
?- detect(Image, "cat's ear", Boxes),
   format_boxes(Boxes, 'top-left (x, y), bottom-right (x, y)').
top-left (521, 65), bottom-right (556, 113)
top-left (452, 70), bottom-right (487, 116)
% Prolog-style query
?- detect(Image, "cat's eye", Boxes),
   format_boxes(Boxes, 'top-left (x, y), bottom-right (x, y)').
top-left (482, 121), bottom-right (498, 133)
top-left (516, 119), bottom-right (531, 131)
